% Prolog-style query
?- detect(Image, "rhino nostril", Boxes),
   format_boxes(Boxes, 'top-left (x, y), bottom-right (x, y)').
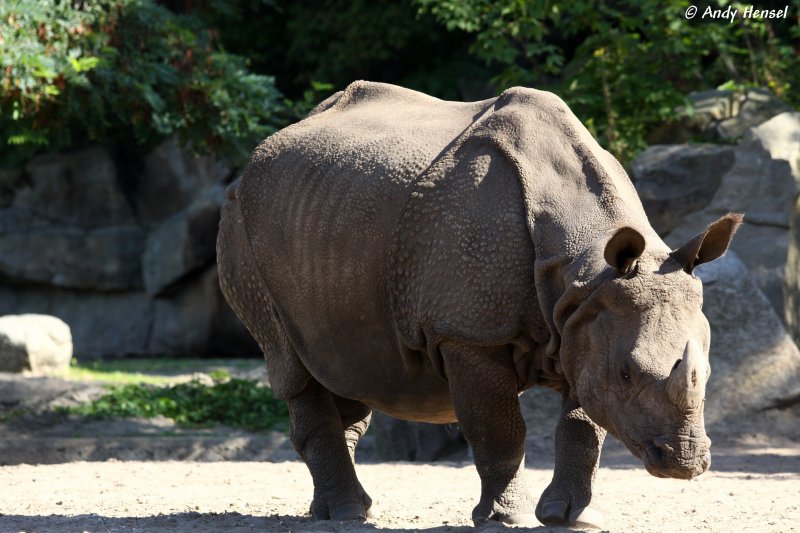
top-left (654, 438), bottom-right (674, 455)
top-left (647, 439), bottom-right (674, 466)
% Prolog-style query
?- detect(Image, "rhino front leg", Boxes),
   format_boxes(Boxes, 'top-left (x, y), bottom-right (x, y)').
top-left (287, 380), bottom-right (373, 521)
top-left (442, 342), bottom-right (536, 526)
top-left (536, 390), bottom-right (606, 528)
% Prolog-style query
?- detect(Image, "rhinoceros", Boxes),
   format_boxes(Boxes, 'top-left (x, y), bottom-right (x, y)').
top-left (217, 81), bottom-right (740, 528)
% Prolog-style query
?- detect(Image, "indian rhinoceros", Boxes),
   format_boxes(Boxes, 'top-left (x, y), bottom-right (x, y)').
top-left (217, 81), bottom-right (741, 528)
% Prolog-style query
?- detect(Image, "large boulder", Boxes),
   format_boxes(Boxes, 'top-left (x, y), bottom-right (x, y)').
top-left (133, 136), bottom-right (233, 227)
top-left (630, 144), bottom-right (734, 235)
top-left (695, 252), bottom-right (800, 425)
top-left (0, 287), bottom-right (153, 357)
top-left (659, 112), bottom-right (800, 321)
top-left (714, 89), bottom-right (794, 140)
top-left (0, 266), bottom-right (256, 358)
top-left (0, 215), bottom-right (144, 290)
top-left (148, 264), bottom-right (258, 357)
top-left (14, 146), bottom-right (135, 227)
top-left (142, 185), bottom-right (224, 296)
top-left (647, 89), bottom-right (792, 144)
top-left (0, 314), bottom-right (73, 374)
top-left (0, 146), bottom-right (145, 291)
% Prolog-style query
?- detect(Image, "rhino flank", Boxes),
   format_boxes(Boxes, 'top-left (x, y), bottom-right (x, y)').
top-left (217, 81), bottom-right (741, 528)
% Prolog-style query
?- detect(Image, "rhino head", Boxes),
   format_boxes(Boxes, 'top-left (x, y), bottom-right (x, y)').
top-left (559, 214), bottom-right (742, 480)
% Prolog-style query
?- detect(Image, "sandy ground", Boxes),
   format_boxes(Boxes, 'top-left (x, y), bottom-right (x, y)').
top-left (0, 448), bottom-right (799, 533)
top-left (1, 373), bottom-right (799, 532)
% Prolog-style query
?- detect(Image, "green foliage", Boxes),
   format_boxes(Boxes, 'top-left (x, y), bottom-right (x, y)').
top-left (203, 0), bottom-right (486, 101)
top-left (0, 0), bottom-right (285, 165)
top-left (68, 375), bottom-right (289, 433)
top-left (417, 0), bottom-right (800, 162)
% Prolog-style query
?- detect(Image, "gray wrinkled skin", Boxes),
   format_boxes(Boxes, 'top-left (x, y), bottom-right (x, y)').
top-left (217, 81), bottom-right (741, 527)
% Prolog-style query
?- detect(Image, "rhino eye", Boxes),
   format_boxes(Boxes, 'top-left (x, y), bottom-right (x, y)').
top-left (621, 371), bottom-right (630, 382)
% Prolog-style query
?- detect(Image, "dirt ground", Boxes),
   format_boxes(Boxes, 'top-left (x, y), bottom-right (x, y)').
top-left (0, 373), bottom-right (799, 533)
top-left (0, 452), bottom-right (798, 533)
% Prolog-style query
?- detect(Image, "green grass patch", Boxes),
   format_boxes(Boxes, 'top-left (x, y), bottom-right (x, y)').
top-left (62, 358), bottom-right (263, 385)
top-left (65, 374), bottom-right (289, 433)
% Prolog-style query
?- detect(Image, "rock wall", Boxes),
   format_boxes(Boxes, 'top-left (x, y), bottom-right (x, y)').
top-left (631, 97), bottom-right (800, 426)
top-left (0, 138), bottom-right (258, 358)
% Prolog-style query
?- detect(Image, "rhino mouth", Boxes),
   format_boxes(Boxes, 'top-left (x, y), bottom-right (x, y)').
top-left (637, 437), bottom-right (711, 480)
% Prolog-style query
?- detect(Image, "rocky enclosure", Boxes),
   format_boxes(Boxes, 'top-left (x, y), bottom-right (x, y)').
top-left (0, 137), bottom-right (257, 358)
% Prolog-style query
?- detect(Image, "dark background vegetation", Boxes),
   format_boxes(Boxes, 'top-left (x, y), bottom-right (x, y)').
top-left (2, 0), bottom-right (799, 166)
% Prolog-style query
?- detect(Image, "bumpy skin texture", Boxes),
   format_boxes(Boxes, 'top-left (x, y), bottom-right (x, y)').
top-left (217, 81), bottom-right (739, 526)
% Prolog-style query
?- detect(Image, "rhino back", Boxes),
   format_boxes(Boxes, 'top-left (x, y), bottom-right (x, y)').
top-left (237, 81), bottom-right (491, 409)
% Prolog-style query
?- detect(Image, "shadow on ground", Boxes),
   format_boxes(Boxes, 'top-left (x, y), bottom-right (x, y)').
top-left (0, 512), bottom-right (586, 533)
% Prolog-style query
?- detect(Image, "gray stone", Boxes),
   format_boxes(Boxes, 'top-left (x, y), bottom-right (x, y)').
top-left (371, 411), bottom-right (467, 462)
top-left (0, 220), bottom-right (144, 290)
top-left (631, 144), bottom-right (734, 235)
top-left (689, 90), bottom-right (743, 122)
top-left (149, 264), bottom-right (258, 357)
top-left (694, 253), bottom-right (800, 425)
top-left (142, 185), bottom-right (224, 296)
top-left (0, 168), bottom-right (23, 208)
top-left (666, 212), bottom-right (789, 323)
top-left (713, 89), bottom-right (794, 140)
top-left (17, 146), bottom-right (135, 227)
top-left (134, 136), bottom-right (232, 227)
top-left (663, 113), bottom-right (800, 321)
top-left (750, 112), bottom-right (800, 183)
top-left (707, 140), bottom-right (796, 227)
top-left (0, 286), bottom-right (153, 358)
top-left (0, 263), bottom-right (256, 359)
top-left (0, 314), bottom-right (73, 374)
top-left (648, 89), bottom-right (791, 144)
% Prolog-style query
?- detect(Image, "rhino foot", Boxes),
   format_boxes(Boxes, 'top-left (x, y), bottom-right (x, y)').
top-left (536, 498), bottom-right (604, 529)
top-left (311, 493), bottom-right (375, 521)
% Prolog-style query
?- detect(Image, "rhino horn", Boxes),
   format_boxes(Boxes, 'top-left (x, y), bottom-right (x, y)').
top-left (667, 340), bottom-right (707, 410)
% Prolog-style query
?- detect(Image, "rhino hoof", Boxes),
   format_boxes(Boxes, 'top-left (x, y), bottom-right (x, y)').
top-left (569, 506), bottom-right (604, 529)
top-left (329, 502), bottom-right (367, 521)
top-left (536, 499), bottom-right (569, 525)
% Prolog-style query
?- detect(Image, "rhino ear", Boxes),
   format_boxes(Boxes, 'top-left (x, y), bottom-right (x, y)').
top-left (604, 227), bottom-right (646, 275)
top-left (671, 213), bottom-right (743, 274)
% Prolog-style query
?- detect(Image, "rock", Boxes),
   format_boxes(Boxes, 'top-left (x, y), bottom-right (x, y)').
top-left (149, 264), bottom-right (259, 357)
top-left (713, 89), bottom-right (794, 141)
top-left (0, 218), bottom-right (145, 290)
top-left (16, 146), bottom-right (135, 227)
top-left (631, 144), bottom-right (734, 235)
top-left (134, 136), bottom-right (233, 227)
top-left (0, 168), bottom-right (23, 208)
top-left (142, 185), bottom-right (225, 296)
top-left (0, 287), bottom-right (153, 358)
top-left (0, 145), bottom-right (146, 291)
top-left (695, 252), bottom-right (800, 425)
top-left (706, 141), bottom-right (796, 228)
top-left (0, 265), bottom-right (256, 358)
top-left (750, 112), bottom-right (800, 183)
top-left (371, 411), bottom-right (467, 461)
top-left (0, 314), bottom-right (73, 374)
top-left (663, 112), bottom-right (799, 320)
top-left (647, 89), bottom-right (791, 144)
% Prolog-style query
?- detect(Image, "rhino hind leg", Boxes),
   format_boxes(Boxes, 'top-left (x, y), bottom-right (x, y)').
top-left (535, 392), bottom-right (606, 529)
top-left (287, 380), bottom-right (374, 521)
top-left (441, 342), bottom-right (537, 526)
